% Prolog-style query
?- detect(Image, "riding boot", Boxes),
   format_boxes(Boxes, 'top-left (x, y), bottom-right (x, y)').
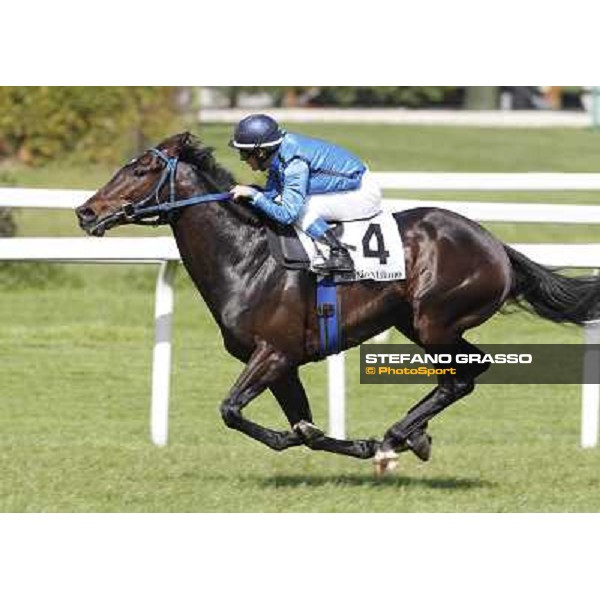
top-left (313, 229), bottom-right (354, 274)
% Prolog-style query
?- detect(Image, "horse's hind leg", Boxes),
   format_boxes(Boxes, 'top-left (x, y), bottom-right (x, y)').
top-left (391, 317), bottom-right (435, 462)
top-left (375, 336), bottom-right (488, 474)
top-left (383, 338), bottom-right (488, 445)
top-left (270, 369), bottom-right (379, 459)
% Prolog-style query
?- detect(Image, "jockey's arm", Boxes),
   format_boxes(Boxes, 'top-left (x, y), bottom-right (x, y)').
top-left (247, 159), bottom-right (309, 225)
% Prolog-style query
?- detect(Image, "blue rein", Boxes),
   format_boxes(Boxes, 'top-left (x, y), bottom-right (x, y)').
top-left (123, 147), bottom-right (232, 223)
top-left (132, 190), bottom-right (233, 219)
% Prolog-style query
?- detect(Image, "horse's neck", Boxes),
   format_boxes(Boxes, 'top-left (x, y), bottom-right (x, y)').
top-left (171, 199), bottom-right (274, 325)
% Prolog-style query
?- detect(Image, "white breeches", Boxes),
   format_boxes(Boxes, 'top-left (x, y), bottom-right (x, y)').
top-left (296, 170), bottom-right (383, 230)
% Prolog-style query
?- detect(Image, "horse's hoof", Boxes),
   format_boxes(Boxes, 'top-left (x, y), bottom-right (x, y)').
top-left (358, 439), bottom-right (381, 459)
top-left (373, 449), bottom-right (399, 477)
top-left (293, 420), bottom-right (325, 442)
top-left (406, 431), bottom-right (432, 462)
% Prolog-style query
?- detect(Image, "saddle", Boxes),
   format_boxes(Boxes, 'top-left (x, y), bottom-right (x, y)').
top-left (266, 222), bottom-right (341, 271)
top-left (265, 211), bottom-right (406, 283)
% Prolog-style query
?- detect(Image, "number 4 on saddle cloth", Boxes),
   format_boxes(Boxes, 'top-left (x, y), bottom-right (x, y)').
top-left (265, 210), bottom-right (407, 356)
top-left (266, 210), bottom-right (407, 283)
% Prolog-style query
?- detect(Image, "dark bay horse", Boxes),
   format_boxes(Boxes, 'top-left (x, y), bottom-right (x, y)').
top-left (76, 132), bottom-right (600, 474)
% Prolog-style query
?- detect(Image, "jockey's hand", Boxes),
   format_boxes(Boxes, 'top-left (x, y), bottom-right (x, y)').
top-left (230, 185), bottom-right (258, 202)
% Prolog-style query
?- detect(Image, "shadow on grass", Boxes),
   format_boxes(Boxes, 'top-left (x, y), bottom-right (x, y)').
top-left (258, 473), bottom-right (493, 491)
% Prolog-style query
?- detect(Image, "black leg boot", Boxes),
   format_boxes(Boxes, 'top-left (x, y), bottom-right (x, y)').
top-left (313, 230), bottom-right (354, 274)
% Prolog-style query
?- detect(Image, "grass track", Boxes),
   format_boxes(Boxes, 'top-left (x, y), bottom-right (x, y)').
top-left (2, 272), bottom-right (599, 512)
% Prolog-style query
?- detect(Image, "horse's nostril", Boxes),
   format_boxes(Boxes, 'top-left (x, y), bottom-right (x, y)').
top-left (76, 206), bottom-right (95, 222)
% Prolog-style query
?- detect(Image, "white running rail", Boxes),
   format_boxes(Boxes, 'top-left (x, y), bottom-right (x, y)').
top-left (2, 175), bottom-right (600, 447)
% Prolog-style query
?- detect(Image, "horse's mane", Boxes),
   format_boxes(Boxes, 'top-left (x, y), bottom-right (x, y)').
top-left (178, 135), bottom-right (236, 191)
top-left (174, 132), bottom-right (264, 228)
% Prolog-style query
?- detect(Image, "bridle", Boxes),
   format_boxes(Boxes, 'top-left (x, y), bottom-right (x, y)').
top-left (90, 147), bottom-right (232, 234)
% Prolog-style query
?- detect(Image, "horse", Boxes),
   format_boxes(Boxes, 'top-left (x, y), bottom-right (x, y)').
top-left (76, 132), bottom-right (600, 474)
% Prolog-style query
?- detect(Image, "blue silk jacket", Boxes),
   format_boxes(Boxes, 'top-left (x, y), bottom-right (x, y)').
top-left (248, 132), bottom-right (366, 225)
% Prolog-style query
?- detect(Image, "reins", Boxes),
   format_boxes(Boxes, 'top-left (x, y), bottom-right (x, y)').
top-left (120, 147), bottom-right (232, 227)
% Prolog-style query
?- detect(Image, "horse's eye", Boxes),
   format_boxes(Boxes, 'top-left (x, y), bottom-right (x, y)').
top-left (131, 155), bottom-right (155, 177)
top-left (133, 160), bottom-right (155, 177)
top-left (133, 166), bottom-right (150, 177)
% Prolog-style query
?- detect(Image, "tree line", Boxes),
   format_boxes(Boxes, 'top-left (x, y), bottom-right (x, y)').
top-left (0, 87), bottom-right (188, 166)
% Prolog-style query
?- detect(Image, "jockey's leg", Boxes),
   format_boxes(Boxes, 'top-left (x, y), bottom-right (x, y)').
top-left (297, 171), bottom-right (383, 274)
top-left (305, 218), bottom-right (354, 274)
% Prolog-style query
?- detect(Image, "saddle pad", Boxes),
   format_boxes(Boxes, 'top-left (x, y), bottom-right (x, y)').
top-left (296, 210), bottom-right (406, 282)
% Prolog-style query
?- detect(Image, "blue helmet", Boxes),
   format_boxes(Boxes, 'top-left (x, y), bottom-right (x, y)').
top-left (230, 114), bottom-right (285, 150)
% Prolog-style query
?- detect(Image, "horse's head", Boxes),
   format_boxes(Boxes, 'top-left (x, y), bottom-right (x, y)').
top-left (76, 132), bottom-right (197, 236)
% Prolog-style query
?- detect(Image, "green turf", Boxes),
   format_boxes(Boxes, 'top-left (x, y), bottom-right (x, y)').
top-left (1, 275), bottom-right (597, 512)
top-left (2, 123), bottom-right (600, 512)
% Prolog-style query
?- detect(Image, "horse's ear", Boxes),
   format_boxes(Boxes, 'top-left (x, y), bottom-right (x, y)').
top-left (178, 131), bottom-right (194, 150)
top-left (178, 132), bottom-right (207, 157)
top-left (165, 131), bottom-right (193, 153)
top-left (157, 132), bottom-right (194, 155)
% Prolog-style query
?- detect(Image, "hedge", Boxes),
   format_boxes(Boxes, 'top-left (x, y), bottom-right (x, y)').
top-left (0, 86), bottom-right (186, 165)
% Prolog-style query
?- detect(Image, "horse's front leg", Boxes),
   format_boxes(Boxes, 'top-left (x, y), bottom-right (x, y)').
top-left (220, 340), bottom-right (303, 452)
top-left (270, 369), bottom-right (379, 460)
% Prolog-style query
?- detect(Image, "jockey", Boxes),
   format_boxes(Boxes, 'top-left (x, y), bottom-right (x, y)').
top-left (229, 113), bottom-right (383, 274)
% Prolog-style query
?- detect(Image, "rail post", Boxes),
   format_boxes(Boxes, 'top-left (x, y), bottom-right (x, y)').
top-left (327, 353), bottom-right (346, 439)
top-left (582, 319), bottom-right (600, 447)
top-left (151, 260), bottom-right (178, 446)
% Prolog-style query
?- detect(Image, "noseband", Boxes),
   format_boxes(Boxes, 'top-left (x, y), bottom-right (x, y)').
top-left (111, 147), bottom-right (232, 228)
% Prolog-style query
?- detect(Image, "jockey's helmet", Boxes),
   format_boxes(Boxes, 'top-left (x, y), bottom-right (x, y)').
top-left (229, 114), bottom-right (284, 151)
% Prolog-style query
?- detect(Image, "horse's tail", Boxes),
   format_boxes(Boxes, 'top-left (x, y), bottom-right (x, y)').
top-left (504, 244), bottom-right (600, 325)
